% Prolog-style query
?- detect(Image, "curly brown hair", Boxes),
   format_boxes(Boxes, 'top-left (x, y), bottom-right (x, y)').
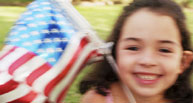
top-left (79, 0), bottom-right (193, 103)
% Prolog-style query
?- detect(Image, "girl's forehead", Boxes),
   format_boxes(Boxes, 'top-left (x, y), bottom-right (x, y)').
top-left (120, 9), bottom-right (181, 44)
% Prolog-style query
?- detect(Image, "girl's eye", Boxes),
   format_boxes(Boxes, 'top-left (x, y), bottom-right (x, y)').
top-left (159, 48), bottom-right (172, 53)
top-left (126, 46), bottom-right (139, 51)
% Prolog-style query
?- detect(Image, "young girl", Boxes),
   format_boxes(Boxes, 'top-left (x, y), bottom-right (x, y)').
top-left (79, 0), bottom-right (193, 103)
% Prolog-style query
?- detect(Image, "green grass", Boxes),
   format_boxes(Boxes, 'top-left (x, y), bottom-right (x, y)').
top-left (0, 6), bottom-right (26, 47)
top-left (0, 5), bottom-right (193, 103)
top-left (184, 9), bottom-right (193, 39)
top-left (75, 5), bottom-right (123, 40)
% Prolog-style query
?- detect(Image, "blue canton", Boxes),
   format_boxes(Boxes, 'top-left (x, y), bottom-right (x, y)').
top-left (6, 0), bottom-right (78, 66)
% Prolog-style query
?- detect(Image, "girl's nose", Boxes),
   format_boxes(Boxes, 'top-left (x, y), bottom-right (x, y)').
top-left (138, 50), bottom-right (157, 68)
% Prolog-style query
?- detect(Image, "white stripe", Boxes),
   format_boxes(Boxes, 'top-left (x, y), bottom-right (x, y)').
top-left (32, 34), bottom-right (85, 93)
top-left (31, 93), bottom-right (47, 103)
top-left (0, 72), bottom-right (12, 85)
top-left (49, 43), bottom-right (94, 102)
top-left (13, 56), bottom-right (46, 82)
top-left (0, 48), bottom-right (28, 72)
top-left (0, 45), bottom-right (14, 58)
top-left (0, 83), bottom-right (31, 102)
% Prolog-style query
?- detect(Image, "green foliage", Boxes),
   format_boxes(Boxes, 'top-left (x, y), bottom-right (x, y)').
top-left (0, 0), bottom-right (33, 6)
top-left (174, 0), bottom-right (193, 8)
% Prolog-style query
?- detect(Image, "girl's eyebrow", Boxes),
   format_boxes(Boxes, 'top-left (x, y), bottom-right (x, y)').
top-left (122, 37), bottom-right (180, 46)
top-left (123, 37), bottom-right (141, 42)
top-left (158, 40), bottom-right (180, 46)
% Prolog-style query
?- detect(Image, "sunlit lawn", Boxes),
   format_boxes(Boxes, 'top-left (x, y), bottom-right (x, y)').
top-left (0, 5), bottom-right (193, 103)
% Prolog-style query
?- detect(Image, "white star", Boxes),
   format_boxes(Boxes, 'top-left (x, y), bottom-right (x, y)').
top-left (46, 48), bottom-right (55, 53)
top-left (30, 4), bottom-right (38, 8)
top-left (23, 12), bottom-right (32, 15)
top-left (62, 38), bottom-right (68, 42)
top-left (11, 38), bottom-right (20, 42)
top-left (23, 42), bottom-right (32, 46)
top-left (37, 49), bottom-right (44, 53)
top-left (41, 2), bottom-right (50, 5)
top-left (50, 20), bottom-right (57, 24)
top-left (61, 29), bottom-right (75, 34)
top-left (21, 34), bottom-right (30, 38)
top-left (31, 31), bottom-right (39, 35)
top-left (47, 13), bottom-right (55, 17)
top-left (39, 21), bottom-right (47, 25)
top-left (44, 38), bottom-right (52, 43)
top-left (53, 38), bottom-right (62, 42)
top-left (33, 9), bottom-right (42, 12)
top-left (25, 17), bottom-right (34, 21)
top-left (56, 48), bottom-right (63, 52)
top-left (55, 14), bottom-right (63, 18)
top-left (35, 14), bottom-right (45, 18)
top-left (28, 23), bottom-right (37, 27)
top-left (51, 29), bottom-right (60, 33)
top-left (41, 30), bottom-right (50, 34)
top-left (33, 40), bottom-right (42, 44)
top-left (43, 7), bottom-right (52, 10)
top-left (10, 32), bottom-right (18, 36)
top-left (18, 27), bottom-right (27, 31)
top-left (48, 58), bottom-right (56, 62)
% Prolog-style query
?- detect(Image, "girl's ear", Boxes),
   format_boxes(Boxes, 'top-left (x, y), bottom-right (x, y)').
top-left (181, 51), bottom-right (193, 73)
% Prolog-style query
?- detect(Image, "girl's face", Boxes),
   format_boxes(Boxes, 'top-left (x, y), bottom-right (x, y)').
top-left (116, 9), bottom-right (190, 99)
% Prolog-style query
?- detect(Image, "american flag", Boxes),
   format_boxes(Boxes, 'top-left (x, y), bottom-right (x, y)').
top-left (0, 0), bottom-right (104, 102)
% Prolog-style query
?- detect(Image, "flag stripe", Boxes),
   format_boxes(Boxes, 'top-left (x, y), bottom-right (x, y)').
top-left (13, 56), bottom-right (47, 82)
top-left (27, 63), bottom-right (52, 86)
top-left (31, 94), bottom-right (47, 103)
top-left (0, 47), bottom-right (28, 72)
top-left (8, 91), bottom-right (37, 103)
top-left (0, 45), bottom-right (15, 61)
top-left (0, 72), bottom-right (12, 85)
top-left (49, 43), bottom-right (96, 102)
top-left (57, 50), bottom-right (97, 102)
top-left (44, 37), bottom-right (89, 96)
top-left (0, 80), bottom-right (19, 95)
top-left (49, 43), bottom-right (93, 101)
top-left (0, 84), bottom-right (31, 102)
top-left (9, 52), bottom-right (36, 75)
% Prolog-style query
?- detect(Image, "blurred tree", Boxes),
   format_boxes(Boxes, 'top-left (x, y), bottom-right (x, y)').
top-left (0, 0), bottom-right (33, 6)
top-left (174, 0), bottom-right (193, 8)
top-left (72, 0), bottom-right (133, 5)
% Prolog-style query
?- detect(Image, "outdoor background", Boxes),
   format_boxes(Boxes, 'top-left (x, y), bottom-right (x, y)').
top-left (0, 0), bottom-right (193, 103)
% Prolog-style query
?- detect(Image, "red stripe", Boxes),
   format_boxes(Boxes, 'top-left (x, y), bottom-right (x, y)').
top-left (26, 63), bottom-right (52, 86)
top-left (9, 52), bottom-right (36, 75)
top-left (0, 46), bottom-right (17, 60)
top-left (0, 80), bottom-right (19, 95)
top-left (8, 91), bottom-right (38, 103)
top-left (57, 50), bottom-right (98, 102)
top-left (44, 37), bottom-right (89, 96)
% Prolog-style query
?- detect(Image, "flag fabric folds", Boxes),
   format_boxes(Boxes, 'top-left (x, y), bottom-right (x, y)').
top-left (0, 0), bottom-right (104, 102)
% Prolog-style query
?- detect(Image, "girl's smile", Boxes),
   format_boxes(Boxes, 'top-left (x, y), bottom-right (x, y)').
top-left (133, 72), bottom-right (163, 85)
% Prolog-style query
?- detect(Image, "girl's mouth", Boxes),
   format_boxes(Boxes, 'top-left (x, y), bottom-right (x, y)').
top-left (136, 74), bottom-right (158, 80)
top-left (133, 73), bottom-right (162, 85)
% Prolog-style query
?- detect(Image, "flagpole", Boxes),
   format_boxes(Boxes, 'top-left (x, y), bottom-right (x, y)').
top-left (51, 0), bottom-right (136, 102)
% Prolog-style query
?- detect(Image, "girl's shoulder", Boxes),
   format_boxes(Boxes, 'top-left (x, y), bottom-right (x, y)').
top-left (80, 89), bottom-right (107, 103)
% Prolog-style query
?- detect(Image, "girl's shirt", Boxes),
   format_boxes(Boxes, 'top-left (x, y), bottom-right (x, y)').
top-left (106, 91), bottom-right (114, 103)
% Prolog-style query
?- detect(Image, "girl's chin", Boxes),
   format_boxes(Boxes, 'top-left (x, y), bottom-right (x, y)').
top-left (129, 86), bottom-right (165, 98)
